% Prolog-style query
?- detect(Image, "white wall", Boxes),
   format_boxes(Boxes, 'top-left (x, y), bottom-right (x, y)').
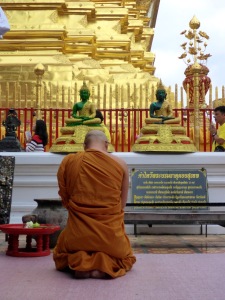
top-left (1, 152), bottom-right (225, 235)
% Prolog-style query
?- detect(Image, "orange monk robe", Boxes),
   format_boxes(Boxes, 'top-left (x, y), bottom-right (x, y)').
top-left (53, 149), bottom-right (136, 278)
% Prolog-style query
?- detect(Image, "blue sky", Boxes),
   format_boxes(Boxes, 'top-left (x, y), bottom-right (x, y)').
top-left (152, 0), bottom-right (225, 93)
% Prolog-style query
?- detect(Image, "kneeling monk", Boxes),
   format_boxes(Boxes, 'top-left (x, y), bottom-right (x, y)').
top-left (53, 130), bottom-right (136, 279)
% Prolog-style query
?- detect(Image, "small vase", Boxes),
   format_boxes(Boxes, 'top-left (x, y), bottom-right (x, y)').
top-left (32, 198), bottom-right (68, 248)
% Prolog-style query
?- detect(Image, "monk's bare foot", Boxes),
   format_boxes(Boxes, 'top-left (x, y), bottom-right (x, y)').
top-left (74, 270), bottom-right (91, 279)
top-left (91, 270), bottom-right (106, 279)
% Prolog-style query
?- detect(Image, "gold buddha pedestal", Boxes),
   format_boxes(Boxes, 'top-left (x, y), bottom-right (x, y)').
top-left (132, 123), bottom-right (197, 152)
top-left (50, 123), bottom-right (114, 153)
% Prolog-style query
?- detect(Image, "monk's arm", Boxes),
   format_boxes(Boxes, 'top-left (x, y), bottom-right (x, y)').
top-left (121, 162), bottom-right (129, 209)
top-left (57, 158), bottom-right (70, 208)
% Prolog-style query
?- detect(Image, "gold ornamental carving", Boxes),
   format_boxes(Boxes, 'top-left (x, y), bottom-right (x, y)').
top-left (132, 124), bottom-right (196, 153)
top-left (0, 0), bottom-right (159, 113)
top-left (179, 16), bottom-right (211, 151)
top-left (50, 125), bottom-right (114, 153)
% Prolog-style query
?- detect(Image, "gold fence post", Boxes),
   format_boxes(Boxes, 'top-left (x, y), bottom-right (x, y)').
top-left (192, 62), bottom-right (201, 151)
top-left (34, 63), bottom-right (45, 119)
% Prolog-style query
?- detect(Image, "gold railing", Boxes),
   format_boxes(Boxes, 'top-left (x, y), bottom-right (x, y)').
top-left (0, 77), bottom-right (224, 152)
top-left (0, 80), bottom-right (224, 111)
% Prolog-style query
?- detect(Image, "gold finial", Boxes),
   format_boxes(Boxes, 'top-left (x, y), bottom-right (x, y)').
top-left (156, 79), bottom-right (165, 91)
top-left (34, 63), bottom-right (45, 76)
top-left (179, 16), bottom-right (211, 66)
top-left (189, 15), bottom-right (200, 30)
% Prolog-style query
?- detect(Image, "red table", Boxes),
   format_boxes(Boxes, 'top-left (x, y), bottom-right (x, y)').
top-left (0, 224), bottom-right (60, 257)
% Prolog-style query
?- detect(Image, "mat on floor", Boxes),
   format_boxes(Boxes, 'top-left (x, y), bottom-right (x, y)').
top-left (0, 253), bottom-right (225, 300)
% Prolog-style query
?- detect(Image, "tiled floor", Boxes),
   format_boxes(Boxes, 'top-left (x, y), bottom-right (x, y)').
top-left (1, 232), bottom-right (225, 254)
top-left (129, 234), bottom-right (225, 254)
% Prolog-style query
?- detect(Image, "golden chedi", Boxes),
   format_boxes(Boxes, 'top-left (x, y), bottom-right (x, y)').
top-left (132, 81), bottom-right (197, 152)
top-left (0, 1), bottom-right (158, 110)
top-left (50, 82), bottom-right (113, 153)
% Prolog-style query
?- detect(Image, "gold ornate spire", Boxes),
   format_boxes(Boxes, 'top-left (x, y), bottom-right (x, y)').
top-left (80, 81), bottom-right (89, 92)
top-left (156, 79), bottom-right (165, 91)
top-left (179, 15), bottom-right (211, 65)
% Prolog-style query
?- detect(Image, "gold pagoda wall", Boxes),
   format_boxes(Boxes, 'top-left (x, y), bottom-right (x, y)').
top-left (0, 0), bottom-right (161, 110)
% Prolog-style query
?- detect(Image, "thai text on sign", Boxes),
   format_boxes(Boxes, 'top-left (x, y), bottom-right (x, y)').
top-left (131, 169), bottom-right (208, 209)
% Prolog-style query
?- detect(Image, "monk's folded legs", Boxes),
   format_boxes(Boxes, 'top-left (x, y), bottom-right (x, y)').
top-left (91, 270), bottom-right (107, 279)
top-left (74, 270), bottom-right (91, 279)
top-left (74, 269), bottom-right (108, 279)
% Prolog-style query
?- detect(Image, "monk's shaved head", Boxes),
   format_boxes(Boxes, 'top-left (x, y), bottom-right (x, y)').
top-left (84, 130), bottom-right (108, 150)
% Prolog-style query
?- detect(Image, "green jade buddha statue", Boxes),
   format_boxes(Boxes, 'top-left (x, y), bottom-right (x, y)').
top-left (50, 81), bottom-right (113, 152)
top-left (146, 81), bottom-right (180, 124)
top-left (67, 81), bottom-right (101, 126)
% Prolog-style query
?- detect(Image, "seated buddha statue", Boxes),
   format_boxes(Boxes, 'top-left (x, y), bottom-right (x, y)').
top-left (50, 81), bottom-right (113, 152)
top-left (132, 80), bottom-right (196, 152)
top-left (66, 81), bottom-right (101, 126)
top-left (145, 81), bottom-right (180, 124)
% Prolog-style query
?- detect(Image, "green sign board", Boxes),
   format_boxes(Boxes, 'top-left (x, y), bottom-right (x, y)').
top-left (131, 169), bottom-right (208, 209)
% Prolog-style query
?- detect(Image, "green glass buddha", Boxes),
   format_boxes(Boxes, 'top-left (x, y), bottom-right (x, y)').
top-left (66, 81), bottom-right (101, 126)
top-left (146, 80), bottom-right (180, 124)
